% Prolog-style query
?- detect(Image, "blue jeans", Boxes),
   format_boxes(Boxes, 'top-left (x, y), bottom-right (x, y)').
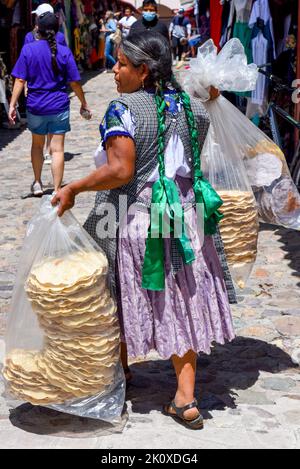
top-left (105, 36), bottom-right (116, 69)
top-left (27, 109), bottom-right (70, 135)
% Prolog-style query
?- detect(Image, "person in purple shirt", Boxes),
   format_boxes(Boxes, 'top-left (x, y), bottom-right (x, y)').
top-left (24, 29), bottom-right (67, 47)
top-left (25, 3), bottom-right (67, 47)
top-left (23, 3), bottom-right (67, 164)
top-left (8, 12), bottom-right (91, 195)
top-left (24, 4), bottom-right (68, 165)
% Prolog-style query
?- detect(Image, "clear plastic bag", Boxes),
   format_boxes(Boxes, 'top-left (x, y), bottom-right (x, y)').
top-left (221, 98), bottom-right (300, 230)
top-left (186, 38), bottom-right (258, 101)
top-left (3, 196), bottom-right (125, 422)
top-left (201, 108), bottom-right (259, 289)
top-left (184, 38), bottom-right (300, 287)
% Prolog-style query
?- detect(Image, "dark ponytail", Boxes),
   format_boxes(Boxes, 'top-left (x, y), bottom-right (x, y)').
top-left (37, 12), bottom-right (60, 75)
top-left (45, 30), bottom-right (59, 75)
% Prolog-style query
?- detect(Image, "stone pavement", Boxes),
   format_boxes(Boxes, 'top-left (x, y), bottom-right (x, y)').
top-left (0, 72), bottom-right (300, 449)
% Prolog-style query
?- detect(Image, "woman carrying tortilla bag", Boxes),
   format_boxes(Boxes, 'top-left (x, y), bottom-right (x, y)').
top-left (52, 32), bottom-right (235, 430)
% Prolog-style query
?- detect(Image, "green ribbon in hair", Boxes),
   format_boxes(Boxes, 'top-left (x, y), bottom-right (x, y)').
top-left (141, 86), bottom-right (223, 291)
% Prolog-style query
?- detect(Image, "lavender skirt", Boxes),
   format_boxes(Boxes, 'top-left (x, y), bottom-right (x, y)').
top-left (116, 177), bottom-right (235, 359)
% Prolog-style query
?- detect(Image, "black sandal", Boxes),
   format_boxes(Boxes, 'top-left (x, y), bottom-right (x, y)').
top-left (124, 366), bottom-right (133, 384)
top-left (162, 399), bottom-right (204, 430)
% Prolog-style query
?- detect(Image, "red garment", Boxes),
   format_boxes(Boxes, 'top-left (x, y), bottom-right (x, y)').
top-left (83, 0), bottom-right (93, 15)
top-left (210, 0), bottom-right (223, 50)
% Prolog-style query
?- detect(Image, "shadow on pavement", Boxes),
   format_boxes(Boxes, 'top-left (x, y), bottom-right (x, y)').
top-left (9, 404), bottom-right (128, 439)
top-left (126, 337), bottom-right (295, 420)
top-left (0, 127), bottom-right (26, 152)
top-left (6, 337), bottom-right (294, 435)
top-left (260, 223), bottom-right (300, 288)
top-left (274, 228), bottom-right (300, 288)
top-left (64, 152), bottom-right (82, 162)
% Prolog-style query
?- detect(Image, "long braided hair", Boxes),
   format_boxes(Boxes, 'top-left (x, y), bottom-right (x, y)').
top-left (155, 75), bottom-right (202, 177)
top-left (121, 32), bottom-right (202, 169)
top-left (37, 13), bottom-right (60, 75)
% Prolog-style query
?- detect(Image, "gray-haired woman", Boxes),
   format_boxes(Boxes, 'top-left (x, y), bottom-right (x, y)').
top-left (52, 32), bottom-right (235, 430)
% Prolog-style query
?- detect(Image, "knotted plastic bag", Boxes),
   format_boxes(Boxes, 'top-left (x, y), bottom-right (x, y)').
top-left (2, 196), bottom-right (125, 421)
top-left (186, 38), bottom-right (258, 101)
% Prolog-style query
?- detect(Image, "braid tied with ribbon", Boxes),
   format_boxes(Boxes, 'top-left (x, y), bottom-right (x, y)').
top-left (141, 77), bottom-right (224, 291)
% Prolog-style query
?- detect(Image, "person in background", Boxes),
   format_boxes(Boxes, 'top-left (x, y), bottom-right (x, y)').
top-left (169, 8), bottom-right (192, 65)
top-left (24, 3), bottom-right (67, 46)
top-left (101, 10), bottom-right (117, 72)
top-left (130, 0), bottom-right (169, 42)
top-left (24, 3), bottom-right (67, 165)
top-left (113, 11), bottom-right (122, 22)
top-left (9, 12), bottom-right (91, 195)
top-left (119, 7), bottom-right (137, 38)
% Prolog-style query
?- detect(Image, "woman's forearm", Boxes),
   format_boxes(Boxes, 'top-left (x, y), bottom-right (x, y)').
top-left (52, 136), bottom-right (136, 216)
top-left (10, 78), bottom-right (25, 107)
top-left (70, 81), bottom-right (87, 106)
top-left (69, 163), bottom-right (134, 195)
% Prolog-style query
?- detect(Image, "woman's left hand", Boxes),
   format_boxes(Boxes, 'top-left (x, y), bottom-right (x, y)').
top-left (51, 185), bottom-right (76, 217)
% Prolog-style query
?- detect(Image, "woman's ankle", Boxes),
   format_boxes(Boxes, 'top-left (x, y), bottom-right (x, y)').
top-left (174, 391), bottom-right (196, 407)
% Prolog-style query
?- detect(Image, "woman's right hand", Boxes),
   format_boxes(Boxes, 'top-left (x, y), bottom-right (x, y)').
top-left (51, 185), bottom-right (76, 217)
top-left (8, 104), bottom-right (17, 125)
top-left (209, 86), bottom-right (220, 100)
top-left (80, 104), bottom-right (92, 120)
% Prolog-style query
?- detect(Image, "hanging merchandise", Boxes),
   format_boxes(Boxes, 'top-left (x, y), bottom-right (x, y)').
top-left (184, 38), bottom-right (300, 287)
top-left (248, 0), bottom-right (276, 105)
top-left (269, 0), bottom-right (293, 58)
top-left (210, 0), bottom-right (223, 50)
top-left (74, 0), bottom-right (85, 25)
top-left (52, 1), bottom-right (69, 47)
top-left (3, 196), bottom-right (125, 421)
top-left (232, 0), bottom-right (254, 64)
top-left (73, 26), bottom-right (81, 62)
top-left (220, 0), bottom-right (233, 49)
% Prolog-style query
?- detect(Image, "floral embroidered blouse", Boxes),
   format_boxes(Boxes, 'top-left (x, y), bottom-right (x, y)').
top-left (95, 90), bottom-right (192, 182)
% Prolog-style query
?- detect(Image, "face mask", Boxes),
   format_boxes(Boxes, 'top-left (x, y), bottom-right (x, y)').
top-left (143, 11), bottom-right (157, 22)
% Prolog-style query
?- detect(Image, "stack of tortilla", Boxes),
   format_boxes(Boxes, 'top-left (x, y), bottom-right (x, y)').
top-left (4, 250), bottom-right (120, 404)
top-left (3, 349), bottom-right (73, 404)
top-left (217, 190), bottom-right (259, 289)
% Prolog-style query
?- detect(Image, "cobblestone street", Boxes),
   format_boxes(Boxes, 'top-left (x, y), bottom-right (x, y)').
top-left (1, 72), bottom-right (300, 449)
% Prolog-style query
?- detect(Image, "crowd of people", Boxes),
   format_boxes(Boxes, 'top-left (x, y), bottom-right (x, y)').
top-left (7, 0), bottom-right (235, 431)
top-left (100, 1), bottom-right (194, 72)
top-left (8, 1), bottom-right (196, 196)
